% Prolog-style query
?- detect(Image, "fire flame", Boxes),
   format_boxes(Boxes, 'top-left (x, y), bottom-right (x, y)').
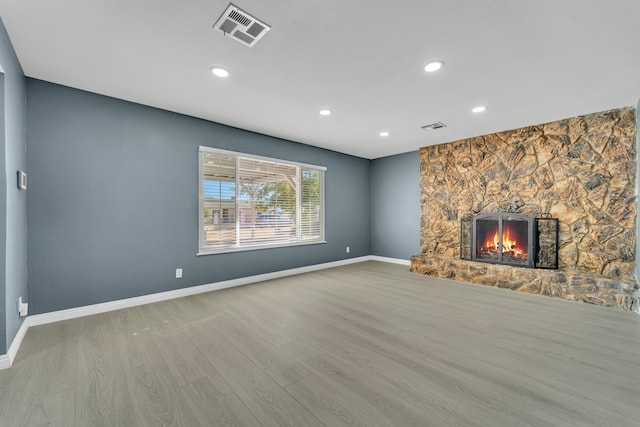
top-left (483, 226), bottom-right (524, 257)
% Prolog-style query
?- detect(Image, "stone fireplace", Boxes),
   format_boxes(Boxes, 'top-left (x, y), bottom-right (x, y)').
top-left (411, 107), bottom-right (640, 312)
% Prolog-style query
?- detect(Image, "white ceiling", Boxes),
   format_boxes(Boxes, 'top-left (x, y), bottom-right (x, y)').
top-left (1, 0), bottom-right (639, 159)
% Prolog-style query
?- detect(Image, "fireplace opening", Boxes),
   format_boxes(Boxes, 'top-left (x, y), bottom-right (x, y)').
top-left (461, 213), bottom-right (559, 269)
top-left (475, 215), bottom-right (531, 266)
top-left (458, 213), bottom-right (536, 267)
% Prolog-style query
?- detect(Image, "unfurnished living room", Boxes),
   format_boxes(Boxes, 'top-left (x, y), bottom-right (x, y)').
top-left (0, 1), bottom-right (639, 426)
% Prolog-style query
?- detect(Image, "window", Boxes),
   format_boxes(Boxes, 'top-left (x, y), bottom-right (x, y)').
top-left (199, 146), bottom-right (325, 254)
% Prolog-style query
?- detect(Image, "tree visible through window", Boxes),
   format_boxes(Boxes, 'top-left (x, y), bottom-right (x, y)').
top-left (199, 147), bottom-right (325, 253)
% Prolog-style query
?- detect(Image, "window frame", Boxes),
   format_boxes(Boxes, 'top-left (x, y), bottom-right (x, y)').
top-left (198, 146), bottom-right (326, 255)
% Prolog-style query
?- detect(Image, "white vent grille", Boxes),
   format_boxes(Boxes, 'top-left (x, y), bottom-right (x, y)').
top-left (421, 122), bottom-right (446, 131)
top-left (214, 4), bottom-right (270, 48)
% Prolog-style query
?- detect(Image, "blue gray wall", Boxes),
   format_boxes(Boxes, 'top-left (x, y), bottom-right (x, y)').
top-left (370, 151), bottom-right (420, 260)
top-left (0, 18), bottom-right (27, 354)
top-left (26, 79), bottom-right (371, 314)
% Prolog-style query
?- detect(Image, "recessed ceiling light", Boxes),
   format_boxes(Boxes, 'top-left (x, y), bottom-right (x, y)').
top-left (379, 131), bottom-right (390, 137)
top-left (210, 67), bottom-right (229, 78)
top-left (319, 109), bottom-right (332, 116)
top-left (424, 60), bottom-right (444, 72)
top-left (472, 105), bottom-right (487, 113)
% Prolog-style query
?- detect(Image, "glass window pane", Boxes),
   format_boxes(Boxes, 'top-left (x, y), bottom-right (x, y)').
top-left (199, 147), bottom-right (324, 253)
top-left (301, 169), bottom-right (321, 240)
top-left (201, 153), bottom-right (236, 248)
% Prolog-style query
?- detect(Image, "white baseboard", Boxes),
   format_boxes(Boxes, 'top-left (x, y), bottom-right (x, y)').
top-left (0, 255), bottom-right (408, 369)
top-left (0, 318), bottom-right (30, 370)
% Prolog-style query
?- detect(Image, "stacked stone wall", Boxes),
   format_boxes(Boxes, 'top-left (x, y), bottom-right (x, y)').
top-left (412, 107), bottom-right (639, 311)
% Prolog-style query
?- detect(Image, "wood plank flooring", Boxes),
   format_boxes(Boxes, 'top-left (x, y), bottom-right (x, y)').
top-left (1, 261), bottom-right (639, 426)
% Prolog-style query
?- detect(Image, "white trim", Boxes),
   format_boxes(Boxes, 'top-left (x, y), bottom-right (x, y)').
top-left (197, 240), bottom-right (327, 256)
top-left (369, 255), bottom-right (411, 266)
top-left (0, 319), bottom-right (30, 370)
top-left (199, 145), bottom-right (327, 171)
top-left (0, 255), bottom-right (409, 370)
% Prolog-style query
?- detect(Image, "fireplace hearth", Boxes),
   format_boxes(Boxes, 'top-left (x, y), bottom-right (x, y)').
top-left (460, 213), bottom-right (558, 269)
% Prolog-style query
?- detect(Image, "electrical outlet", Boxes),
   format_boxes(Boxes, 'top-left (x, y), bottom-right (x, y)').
top-left (176, 268), bottom-right (183, 279)
top-left (346, 246), bottom-right (350, 253)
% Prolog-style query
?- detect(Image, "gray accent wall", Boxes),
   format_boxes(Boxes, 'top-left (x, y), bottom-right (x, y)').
top-left (26, 79), bottom-right (371, 315)
top-left (370, 151), bottom-right (420, 260)
top-left (0, 18), bottom-right (27, 354)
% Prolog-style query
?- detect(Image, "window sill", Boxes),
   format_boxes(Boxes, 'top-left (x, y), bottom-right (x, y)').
top-left (197, 240), bottom-right (327, 256)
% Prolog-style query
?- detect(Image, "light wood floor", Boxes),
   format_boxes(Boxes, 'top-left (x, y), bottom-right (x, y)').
top-left (1, 261), bottom-right (639, 426)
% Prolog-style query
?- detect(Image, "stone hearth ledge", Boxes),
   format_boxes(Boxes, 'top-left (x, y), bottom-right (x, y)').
top-left (410, 255), bottom-right (640, 312)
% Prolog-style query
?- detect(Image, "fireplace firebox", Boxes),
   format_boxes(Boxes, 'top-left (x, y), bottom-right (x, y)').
top-left (474, 213), bottom-right (534, 267)
top-left (460, 213), bottom-right (559, 269)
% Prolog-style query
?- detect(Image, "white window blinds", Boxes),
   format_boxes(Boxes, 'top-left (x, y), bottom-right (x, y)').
top-left (199, 147), bottom-right (325, 254)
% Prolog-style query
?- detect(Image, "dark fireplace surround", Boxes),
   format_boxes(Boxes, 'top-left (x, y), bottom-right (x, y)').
top-left (410, 107), bottom-right (639, 312)
top-left (460, 213), bottom-right (558, 269)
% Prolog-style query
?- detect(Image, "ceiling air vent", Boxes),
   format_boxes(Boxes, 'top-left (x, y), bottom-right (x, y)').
top-left (214, 3), bottom-right (271, 48)
top-left (421, 122), bottom-right (447, 131)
